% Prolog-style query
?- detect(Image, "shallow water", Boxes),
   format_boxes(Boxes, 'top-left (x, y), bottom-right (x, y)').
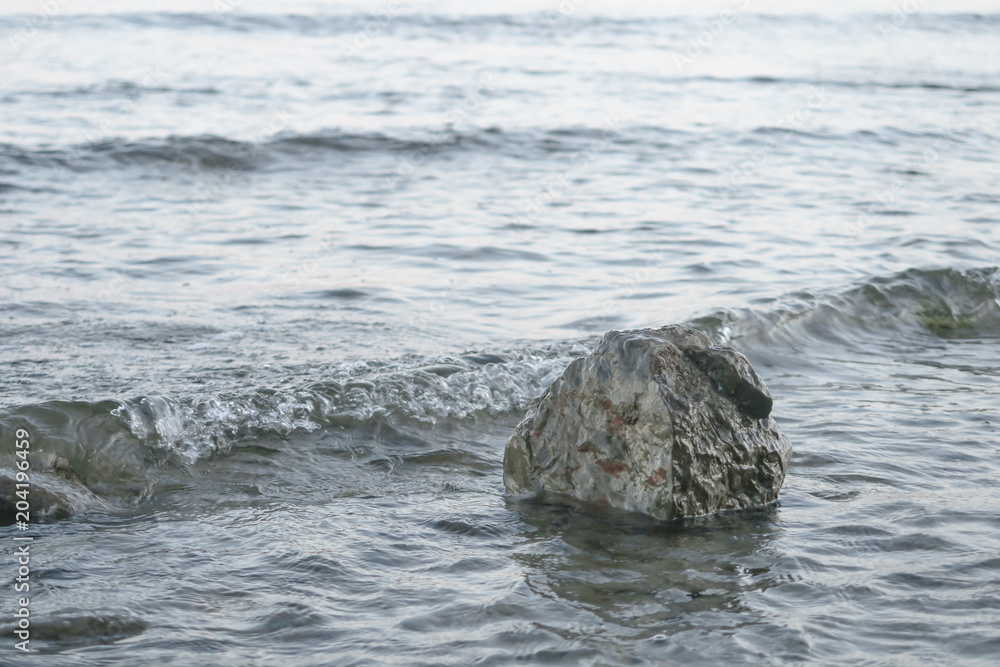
top-left (1, 2), bottom-right (1000, 664)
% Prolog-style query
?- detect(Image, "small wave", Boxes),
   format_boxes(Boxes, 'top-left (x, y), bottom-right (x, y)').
top-left (731, 75), bottom-right (1000, 94)
top-left (9, 80), bottom-right (216, 100)
top-left (109, 344), bottom-right (583, 462)
top-left (0, 135), bottom-right (256, 172)
top-left (15, 615), bottom-right (148, 646)
top-left (2, 267), bottom-right (996, 509)
top-left (0, 343), bottom-right (586, 498)
top-left (692, 267), bottom-right (1000, 346)
top-left (0, 123), bottom-right (648, 174)
top-left (3, 117), bottom-right (990, 178)
top-left (0, 11), bottom-right (697, 36)
top-left (750, 127), bottom-right (827, 139)
top-left (4, 11), bottom-right (997, 36)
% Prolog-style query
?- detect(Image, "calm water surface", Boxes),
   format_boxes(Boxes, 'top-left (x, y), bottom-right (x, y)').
top-left (1, 1), bottom-right (999, 664)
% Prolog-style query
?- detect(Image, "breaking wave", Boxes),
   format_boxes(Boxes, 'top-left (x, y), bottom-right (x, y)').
top-left (109, 343), bottom-right (584, 462)
top-left (0, 343), bottom-right (586, 490)
top-left (693, 266), bottom-right (1000, 346)
top-left (1, 267), bottom-right (997, 512)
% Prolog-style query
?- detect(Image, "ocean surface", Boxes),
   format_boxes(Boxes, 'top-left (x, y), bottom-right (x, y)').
top-left (1, 1), bottom-right (999, 664)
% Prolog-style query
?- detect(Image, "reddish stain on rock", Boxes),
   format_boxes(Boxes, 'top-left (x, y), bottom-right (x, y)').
top-left (598, 460), bottom-right (626, 477)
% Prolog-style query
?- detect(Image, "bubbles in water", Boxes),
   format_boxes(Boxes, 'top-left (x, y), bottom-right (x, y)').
top-left (109, 344), bottom-right (581, 462)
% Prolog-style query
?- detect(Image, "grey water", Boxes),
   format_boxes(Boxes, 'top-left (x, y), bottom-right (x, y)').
top-left (1, 1), bottom-right (999, 664)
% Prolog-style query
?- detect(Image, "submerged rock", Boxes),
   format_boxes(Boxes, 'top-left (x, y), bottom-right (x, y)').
top-left (0, 453), bottom-right (102, 523)
top-left (503, 325), bottom-right (792, 521)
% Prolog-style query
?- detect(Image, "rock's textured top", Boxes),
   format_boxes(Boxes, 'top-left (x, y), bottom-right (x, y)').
top-left (503, 325), bottom-right (792, 520)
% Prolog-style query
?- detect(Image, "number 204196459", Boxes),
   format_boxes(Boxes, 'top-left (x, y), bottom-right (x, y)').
top-left (13, 429), bottom-right (30, 524)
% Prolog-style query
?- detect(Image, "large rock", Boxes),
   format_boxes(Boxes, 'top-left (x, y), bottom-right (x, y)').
top-left (503, 326), bottom-right (792, 520)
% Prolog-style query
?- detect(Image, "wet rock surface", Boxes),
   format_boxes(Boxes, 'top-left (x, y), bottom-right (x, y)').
top-left (0, 453), bottom-right (102, 523)
top-left (503, 325), bottom-right (792, 521)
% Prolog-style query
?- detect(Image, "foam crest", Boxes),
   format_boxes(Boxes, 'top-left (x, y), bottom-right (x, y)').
top-left (110, 344), bottom-right (587, 462)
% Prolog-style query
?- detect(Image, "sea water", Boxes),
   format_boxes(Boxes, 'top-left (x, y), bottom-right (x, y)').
top-left (1, 1), bottom-right (999, 664)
